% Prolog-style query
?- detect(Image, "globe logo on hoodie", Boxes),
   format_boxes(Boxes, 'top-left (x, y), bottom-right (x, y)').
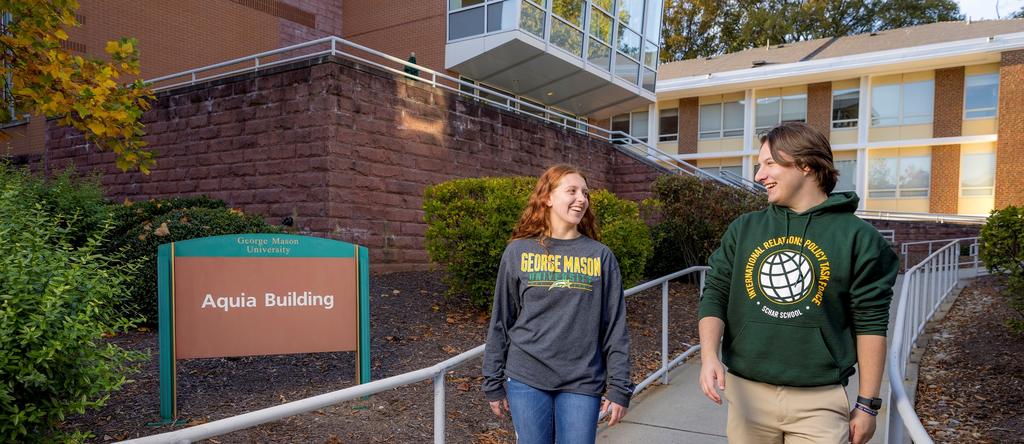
top-left (758, 250), bottom-right (814, 304)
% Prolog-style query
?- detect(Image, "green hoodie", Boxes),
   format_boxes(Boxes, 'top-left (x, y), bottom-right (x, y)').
top-left (698, 192), bottom-right (898, 387)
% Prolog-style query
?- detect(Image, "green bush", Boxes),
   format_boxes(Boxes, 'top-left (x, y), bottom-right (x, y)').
top-left (113, 205), bottom-right (281, 323)
top-left (105, 195), bottom-right (227, 245)
top-left (979, 205), bottom-right (1024, 332)
top-left (646, 175), bottom-right (766, 277)
top-left (0, 171), bottom-right (143, 442)
top-left (423, 176), bottom-right (654, 309)
top-left (1, 164), bottom-right (113, 248)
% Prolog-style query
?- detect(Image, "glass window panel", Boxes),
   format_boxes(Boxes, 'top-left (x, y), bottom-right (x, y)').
top-left (723, 101), bottom-right (744, 137)
top-left (834, 159), bottom-right (857, 192)
top-left (721, 165), bottom-right (743, 178)
top-left (592, 0), bottom-right (612, 12)
top-left (611, 113), bottom-right (630, 143)
top-left (614, 52), bottom-right (639, 84)
top-left (449, 7), bottom-right (486, 40)
top-left (871, 84), bottom-right (899, 126)
top-left (902, 81), bottom-right (934, 123)
top-left (961, 152), bottom-right (995, 188)
top-left (459, 77), bottom-right (477, 96)
top-left (645, 0), bottom-right (663, 42)
top-left (644, 40), bottom-right (658, 68)
top-left (551, 18), bottom-right (584, 56)
top-left (519, 97), bottom-right (546, 118)
top-left (617, 26), bottom-right (642, 59)
top-left (449, 0), bottom-right (485, 10)
top-left (659, 108), bottom-right (678, 141)
top-left (631, 111), bottom-right (649, 142)
top-left (756, 96), bottom-right (780, 129)
top-left (618, 0), bottom-right (644, 32)
top-left (553, 0), bottom-right (586, 27)
top-left (642, 69), bottom-right (656, 93)
top-left (898, 155), bottom-right (931, 191)
top-left (590, 8), bottom-right (613, 44)
top-left (699, 103), bottom-right (721, 138)
top-left (487, 1), bottom-right (516, 32)
top-left (588, 39), bottom-right (611, 70)
top-left (479, 83), bottom-right (514, 107)
top-left (781, 94), bottom-right (806, 122)
top-left (965, 73), bottom-right (998, 119)
top-left (832, 88), bottom-right (859, 127)
top-left (520, 1), bottom-right (545, 38)
top-left (962, 188), bottom-right (992, 196)
top-left (868, 157), bottom-right (898, 196)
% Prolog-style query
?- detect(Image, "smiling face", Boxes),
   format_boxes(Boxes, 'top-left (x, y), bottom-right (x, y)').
top-left (545, 173), bottom-right (590, 235)
top-left (755, 141), bottom-right (816, 209)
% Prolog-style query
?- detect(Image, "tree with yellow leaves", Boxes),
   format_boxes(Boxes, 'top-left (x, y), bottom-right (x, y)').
top-left (1, 0), bottom-right (154, 172)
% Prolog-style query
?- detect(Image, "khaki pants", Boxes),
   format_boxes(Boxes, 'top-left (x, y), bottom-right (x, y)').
top-left (724, 373), bottom-right (850, 444)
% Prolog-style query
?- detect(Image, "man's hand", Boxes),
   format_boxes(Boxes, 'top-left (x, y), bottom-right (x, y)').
top-left (699, 356), bottom-right (726, 404)
top-left (489, 399), bottom-right (510, 418)
top-left (600, 399), bottom-right (628, 426)
top-left (849, 408), bottom-right (876, 444)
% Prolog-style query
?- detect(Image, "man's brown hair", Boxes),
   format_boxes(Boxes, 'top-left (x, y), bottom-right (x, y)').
top-left (760, 122), bottom-right (840, 194)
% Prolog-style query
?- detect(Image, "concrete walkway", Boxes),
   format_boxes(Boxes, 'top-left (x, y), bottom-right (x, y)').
top-left (598, 276), bottom-right (909, 444)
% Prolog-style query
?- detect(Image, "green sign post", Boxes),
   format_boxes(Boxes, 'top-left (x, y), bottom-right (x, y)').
top-left (156, 234), bottom-right (370, 423)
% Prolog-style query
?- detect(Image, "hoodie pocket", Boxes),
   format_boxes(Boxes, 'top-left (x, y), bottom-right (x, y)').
top-left (727, 321), bottom-right (840, 386)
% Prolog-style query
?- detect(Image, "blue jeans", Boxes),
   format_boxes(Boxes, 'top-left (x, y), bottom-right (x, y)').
top-left (506, 378), bottom-right (601, 444)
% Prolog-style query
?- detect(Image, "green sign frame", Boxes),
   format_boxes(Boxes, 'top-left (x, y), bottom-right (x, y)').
top-left (156, 234), bottom-right (370, 422)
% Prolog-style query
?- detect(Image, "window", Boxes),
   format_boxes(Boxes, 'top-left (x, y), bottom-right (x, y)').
top-left (871, 79), bottom-right (934, 126)
top-left (551, 0), bottom-right (585, 56)
top-left (448, 0), bottom-right (516, 40)
top-left (964, 73), bottom-right (998, 119)
top-left (961, 152), bottom-right (995, 196)
top-left (755, 94), bottom-right (806, 134)
top-left (834, 159), bottom-right (857, 192)
top-left (658, 108), bottom-right (678, 142)
top-left (868, 155), bottom-right (930, 198)
top-left (617, 0), bottom-right (644, 32)
top-left (699, 101), bottom-right (743, 140)
top-left (832, 88), bottom-right (858, 129)
top-left (520, 0), bottom-right (546, 38)
top-left (610, 111), bottom-right (649, 143)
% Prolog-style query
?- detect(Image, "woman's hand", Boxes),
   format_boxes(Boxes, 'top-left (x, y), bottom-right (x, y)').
top-left (489, 399), bottom-right (510, 418)
top-left (600, 399), bottom-right (628, 426)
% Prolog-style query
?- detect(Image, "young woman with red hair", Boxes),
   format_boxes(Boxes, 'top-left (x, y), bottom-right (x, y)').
top-left (482, 164), bottom-right (633, 444)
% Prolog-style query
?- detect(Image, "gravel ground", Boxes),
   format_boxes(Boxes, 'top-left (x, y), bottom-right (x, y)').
top-left (915, 274), bottom-right (1024, 444)
top-left (64, 271), bottom-right (702, 443)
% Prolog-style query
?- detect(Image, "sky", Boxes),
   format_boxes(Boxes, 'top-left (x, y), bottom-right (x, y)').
top-left (957, 0), bottom-right (1024, 20)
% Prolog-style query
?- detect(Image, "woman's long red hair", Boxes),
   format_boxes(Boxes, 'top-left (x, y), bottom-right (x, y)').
top-left (510, 164), bottom-right (599, 244)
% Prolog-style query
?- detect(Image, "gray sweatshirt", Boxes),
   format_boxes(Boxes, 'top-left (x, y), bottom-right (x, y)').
top-left (482, 236), bottom-right (634, 407)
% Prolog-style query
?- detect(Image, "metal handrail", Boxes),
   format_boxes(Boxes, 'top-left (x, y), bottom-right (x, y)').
top-left (886, 240), bottom-right (973, 444)
top-left (899, 237), bottom-right (982, 272)
top-left (855, 209), bottom-right (988, 225)
top-left (720, 169), bottom-right (766, 192)
top-left (120, 266), bottom-right (709, 444)
top-left (143, 36), bottom-right (741, 190)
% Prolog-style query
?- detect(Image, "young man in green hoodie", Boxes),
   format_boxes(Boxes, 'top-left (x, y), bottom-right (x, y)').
top-left (698, 122), bottom-right (898, 444)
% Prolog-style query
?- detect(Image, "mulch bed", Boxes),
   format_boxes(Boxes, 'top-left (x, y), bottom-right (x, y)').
top-left (915, 274), bottom-right (1024, 443)
top-left (64, 271), bottom-right (702, 443)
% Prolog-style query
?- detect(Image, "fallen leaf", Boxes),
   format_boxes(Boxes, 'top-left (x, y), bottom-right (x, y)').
top-left (154, 222), bottom-right (170, 237)
top-left (442, 345), bottom-right (458, 354)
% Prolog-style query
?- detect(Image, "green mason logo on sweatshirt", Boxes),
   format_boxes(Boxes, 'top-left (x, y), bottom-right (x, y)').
top-left (742, 235), bottom-right (832, 319)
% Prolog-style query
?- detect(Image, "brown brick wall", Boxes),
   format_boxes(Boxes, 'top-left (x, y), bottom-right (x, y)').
top-left (996, 50), bottom-right (1024, 208)
top-left (933, 67), bottom-right (964, 138)
top-left (867, 219), bottom-right (981, 269)
top-left (930, 67), bottom-right (965, 213)
top-left (678, 97), bottom-right (699, 154)
top-left (42, 56), bottom-right (667, 272)
top-left (806, 82), bottom-right (831, 136)
top-left (929, 144), bottom-right (960, 214)
top-left (343, 0), bottom-right (446, 76)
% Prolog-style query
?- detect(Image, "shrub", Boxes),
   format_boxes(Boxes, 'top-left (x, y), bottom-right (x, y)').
top-left (114, 205), bottom-right (281, 323)
top-left (646, 175), bottom-right (766, 277)
top-left (0, 164), bottom-right (113, 248)
top-left (0, 171), bottom-right (143, 442)
top-left (979, 205), bottom-right (1024, 332)
top-left (423, 176), bottom-right (654, 309)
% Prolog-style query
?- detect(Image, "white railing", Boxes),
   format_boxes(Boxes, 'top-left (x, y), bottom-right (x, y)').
top-left (145, 36), bottom-right (739, 190)
top-left (855, 209), bottom-right (988, 225)
top-left (120, 266), bottom-right (708, 444)
top-left (899, 237), bottom-right (982, 273)
top-left (886, 240), bottom-right (974, 444)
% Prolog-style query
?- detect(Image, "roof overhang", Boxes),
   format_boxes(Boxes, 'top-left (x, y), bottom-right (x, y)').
top-left (657, 31), bottom-right (1024, 99)
top-left (446, 30), bottom-right (655, 119)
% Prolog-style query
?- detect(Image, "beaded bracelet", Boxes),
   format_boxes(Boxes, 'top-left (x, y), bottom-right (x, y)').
top-left (854, 403), bottom-right (878, 417)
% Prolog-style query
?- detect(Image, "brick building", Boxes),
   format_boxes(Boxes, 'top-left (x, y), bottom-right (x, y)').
top-left (620, 20), bottom-right (1024, 216)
